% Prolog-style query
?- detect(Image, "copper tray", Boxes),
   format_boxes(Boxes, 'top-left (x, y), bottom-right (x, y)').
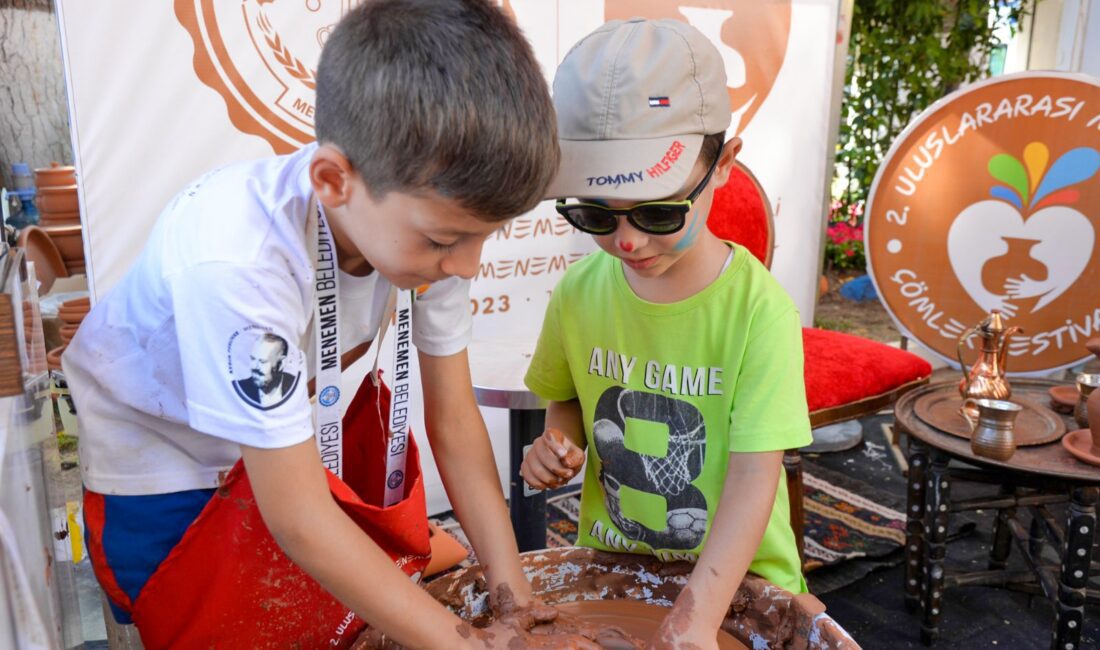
top-left (913, 392), bottom-right (1066, 446)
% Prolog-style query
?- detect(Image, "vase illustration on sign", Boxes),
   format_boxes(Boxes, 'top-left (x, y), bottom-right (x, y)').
top-left (980, 237), bottom-right (1048, 314)
top-left (947, 143), bottom-right (1098, 317)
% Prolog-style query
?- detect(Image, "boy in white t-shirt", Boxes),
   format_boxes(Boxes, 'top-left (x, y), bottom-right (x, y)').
top-left (63, 2), bottom-right (585, 648)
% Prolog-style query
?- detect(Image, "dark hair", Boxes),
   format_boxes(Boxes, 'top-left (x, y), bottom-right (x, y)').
top-left (699, 133), bottom-right (725, 168)
top-left (314, 0), bottom-right (559, 221)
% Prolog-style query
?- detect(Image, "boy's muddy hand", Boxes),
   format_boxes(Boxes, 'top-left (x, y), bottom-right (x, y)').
top-left (520, 427), bottom-right (584, 490)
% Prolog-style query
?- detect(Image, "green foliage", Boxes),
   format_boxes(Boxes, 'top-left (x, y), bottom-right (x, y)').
top-left (835, 0), bottom-right (1030, 205)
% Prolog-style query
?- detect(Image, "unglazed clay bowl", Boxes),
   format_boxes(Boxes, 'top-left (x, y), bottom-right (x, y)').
top-left (16, 225), bottom-right (68, 295)
top-left (43, 225), bottom-right (85, 273)
top-left (1050, 385), bottom-right (1078, 414)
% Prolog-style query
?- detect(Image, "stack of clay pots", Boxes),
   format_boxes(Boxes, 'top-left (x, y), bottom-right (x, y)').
top-left (21, 299), bottom-right (47, 376)
top-left (47, 296), bottom-right (89, 374)
top-left (34, 163), bottom-right (85, 276)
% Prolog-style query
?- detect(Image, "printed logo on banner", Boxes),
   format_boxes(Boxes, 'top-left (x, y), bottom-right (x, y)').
top-left (227, 327), bottom-right (303, 410)
top-left (604, 0), bottom-right (791, 134)
top-left (174, 0), bottom-right (521, 153)
top-left (866, 73), bottom-right (1100, 373)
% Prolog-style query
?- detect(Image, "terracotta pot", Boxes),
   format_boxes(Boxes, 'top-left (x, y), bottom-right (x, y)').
top-left (36, 185), bottom-right (79, 213)
top-left (61, 296), bottom-right (90, 310)
top-left (34, 162), bottom-right (76, 187)
top-left (37, 209), bottom-right (81, 227)
top-left (15, 226), bottom-right (68, 295)
top-left (42, 224), bottom-right (84, 271)
top-left (59, 323), bottom-right (79, 344)
top-left (57, 310), bottom-right (87, 326)
top-left (58, 297), bottom-right (91, 324)
top-left (46, 344), bottom-right (66, 372)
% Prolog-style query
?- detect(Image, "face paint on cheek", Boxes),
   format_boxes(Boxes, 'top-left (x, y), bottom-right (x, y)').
top-left (672, 209), bottom-right (703, 252)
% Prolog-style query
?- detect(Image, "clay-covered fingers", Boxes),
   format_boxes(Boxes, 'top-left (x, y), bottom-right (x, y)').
top-left (546, 428), bottom-right (586, 470)
top-left (520, 436), bottom-right (571, 489)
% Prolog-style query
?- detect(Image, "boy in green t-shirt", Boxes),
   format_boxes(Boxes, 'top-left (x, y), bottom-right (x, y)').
top-left (521, 18), bottom-right (813, 648)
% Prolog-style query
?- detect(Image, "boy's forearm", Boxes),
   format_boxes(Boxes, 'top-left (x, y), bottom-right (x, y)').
top-left (242, 443), bottom-right (473, 649)
top-left (683, 450), bottom-right (783, 630)
top-left (418, 349), bottom-right (530, 599)
top-left (546, 399), bottom-right (586, 449)
top-left (427, 400), bottom-right (529, 593)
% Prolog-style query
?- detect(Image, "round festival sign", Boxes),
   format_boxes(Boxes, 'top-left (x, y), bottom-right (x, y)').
top-left (866, 72), bottom-right (1100, 374)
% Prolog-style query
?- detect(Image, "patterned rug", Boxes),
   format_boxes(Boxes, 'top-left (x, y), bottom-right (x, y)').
top-left (430, 414), bottom-right (909, 593)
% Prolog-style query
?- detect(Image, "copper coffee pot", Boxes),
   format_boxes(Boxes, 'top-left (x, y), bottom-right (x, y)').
top-left (958, 310), bottom-right (1022, 406)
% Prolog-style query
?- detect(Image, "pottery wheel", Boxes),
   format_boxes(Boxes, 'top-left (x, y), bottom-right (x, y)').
top-left (535, 600), bottom-right (746, 650)
top-left (913, 392), bottom-right (1066, 446)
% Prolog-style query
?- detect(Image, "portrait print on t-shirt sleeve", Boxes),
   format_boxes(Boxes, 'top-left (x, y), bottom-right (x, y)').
top-left (227, 326), bottom-right (303, 411)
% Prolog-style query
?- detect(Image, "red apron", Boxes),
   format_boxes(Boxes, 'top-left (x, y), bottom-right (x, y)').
top-left (125, 372), bottom-right (431, 649)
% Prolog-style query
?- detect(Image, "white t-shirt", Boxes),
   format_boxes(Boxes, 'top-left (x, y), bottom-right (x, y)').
top-left (64, 144), bottom-right (473, 495)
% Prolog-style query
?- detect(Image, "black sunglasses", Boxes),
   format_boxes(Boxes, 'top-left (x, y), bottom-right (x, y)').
top-left (555, 138), bottom-right (724, 236)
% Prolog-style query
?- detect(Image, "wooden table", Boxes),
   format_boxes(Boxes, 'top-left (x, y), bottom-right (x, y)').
top-left (895, 379), bottom-right (1100, 649)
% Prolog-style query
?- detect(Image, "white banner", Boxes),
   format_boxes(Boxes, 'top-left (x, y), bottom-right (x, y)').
top-left (57, 0), bottom-right (846, 513)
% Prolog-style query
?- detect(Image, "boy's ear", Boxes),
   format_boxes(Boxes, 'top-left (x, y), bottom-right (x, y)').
top-left (711, 137), bottom-right (744, 189)
top-left (309, 144), bottom-right (356, 208)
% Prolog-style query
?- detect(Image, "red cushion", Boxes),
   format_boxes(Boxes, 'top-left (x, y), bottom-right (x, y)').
top-left (707, 165), bottom-right (770, 265)
top-left (803, 328), bottom-right (932, 416)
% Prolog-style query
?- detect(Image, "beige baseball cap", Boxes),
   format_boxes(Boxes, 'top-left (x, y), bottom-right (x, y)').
top-left (545, 17), bottom-right (731, 201)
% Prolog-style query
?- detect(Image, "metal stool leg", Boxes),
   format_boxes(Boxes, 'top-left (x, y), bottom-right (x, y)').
top-left (509, 409), bottom-right (547, 552)
top-left (921, 449), bottom-right (950, 645)
top-left (1053, 486), bottom-right (1097, 650)
top-left (905, 438), bottom-right (928, 614)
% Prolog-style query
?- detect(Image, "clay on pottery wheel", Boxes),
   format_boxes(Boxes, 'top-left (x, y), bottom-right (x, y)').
top-left (530, 600), bottom-right (746, 649)
top-left (385, 547), bottom-right (857, 650)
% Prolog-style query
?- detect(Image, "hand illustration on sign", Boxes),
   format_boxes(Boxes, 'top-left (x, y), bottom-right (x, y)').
top-left (947, 144), bottom-right (1098, 316)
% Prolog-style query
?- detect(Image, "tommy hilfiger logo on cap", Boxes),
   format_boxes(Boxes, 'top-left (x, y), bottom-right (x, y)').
top-left (648, 96), bottom-right (670, 107)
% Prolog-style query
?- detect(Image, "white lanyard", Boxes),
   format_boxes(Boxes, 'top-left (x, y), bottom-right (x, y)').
top-left (313, 201), bottom-right (344, 479)
top-left (383, 289), bottom-right (413, 506)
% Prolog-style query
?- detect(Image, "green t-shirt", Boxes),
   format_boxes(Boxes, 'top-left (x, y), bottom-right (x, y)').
top-left (525, 244), bottom-right (812, 593)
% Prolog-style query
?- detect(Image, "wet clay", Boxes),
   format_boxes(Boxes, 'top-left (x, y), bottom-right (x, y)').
top-left (423, 547), bottom-right (859, 649)
top-left (532, 600), bottom-right (748, 650)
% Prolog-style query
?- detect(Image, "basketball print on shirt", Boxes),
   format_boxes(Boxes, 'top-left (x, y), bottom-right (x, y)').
top-left (227, 327), bottom-right (303, 411)
top-left (593, 386), bottom-right (708, 550)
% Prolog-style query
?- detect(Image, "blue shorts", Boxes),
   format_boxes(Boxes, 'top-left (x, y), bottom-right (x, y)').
top-left (84, 488), bottom-right (214, 624)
